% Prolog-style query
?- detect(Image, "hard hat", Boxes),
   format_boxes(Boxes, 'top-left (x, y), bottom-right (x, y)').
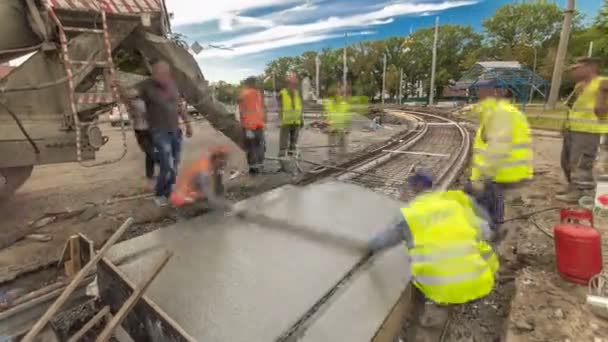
top-left (407, 167), bottom-right (433, 187)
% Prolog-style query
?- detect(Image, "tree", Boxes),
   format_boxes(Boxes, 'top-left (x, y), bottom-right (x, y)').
top-left (402, 25), bottom-right (482, 99)
top-left (483, 2), bottom-right (564, 57)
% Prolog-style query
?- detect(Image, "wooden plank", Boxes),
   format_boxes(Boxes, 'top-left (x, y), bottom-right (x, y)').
top-left (22, 218), bottom-right (133, 341)
top-left (97, 259), bottom-right (195, 341)
top-left (67, 306), bottom-right (110, 342)
top-left (70, 235), bottom-right (82, 276)
top-left (96, 250), bottom-right (172, 342)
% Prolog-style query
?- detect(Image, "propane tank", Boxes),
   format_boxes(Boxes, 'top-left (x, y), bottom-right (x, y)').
top-left (554, 209), bottom-right (603, 285)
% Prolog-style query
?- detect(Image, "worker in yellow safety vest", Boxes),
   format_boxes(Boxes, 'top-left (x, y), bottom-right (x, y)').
top-left (368, 168), bottom-right (498, 334)
top-left (557, 57), bottom-right (608, 203)
top-left (324, 80), bottom-right (353, 158)
top-left (278, 72), bottom-right (304, 163)
top-left (466, 93), bottom-right (533, 228)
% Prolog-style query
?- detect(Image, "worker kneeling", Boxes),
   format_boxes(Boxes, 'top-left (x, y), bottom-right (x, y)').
top-left (369, 169), bottom-right (499, 307)
top-left (169, 146), bottom-right (234, 211)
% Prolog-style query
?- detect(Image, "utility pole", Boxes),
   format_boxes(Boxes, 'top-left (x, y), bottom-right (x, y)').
top-left (588, 41), bottom-right (594, 57)
top-left (429, 16), bottom-right (439, 105)
top-left (399, 68), bottom-right (403, 105)
top-left (315, 55), bottom-right (320, 99)
top-left (342, 49), bottom-right (347, 97)
top-left (547, 0), bottom-right (575, 109)
top-left (382, 53), bottom-right (387, 105)
top-left (529, 46), bottom-right (538, 104)
top-left (272, 72), bottom-right (276, 96)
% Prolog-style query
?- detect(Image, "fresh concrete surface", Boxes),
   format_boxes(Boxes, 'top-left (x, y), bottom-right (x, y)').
top-left (105, 181), bottom-right (406, 341)
top-left (300, 247), bottom-right (411, 342)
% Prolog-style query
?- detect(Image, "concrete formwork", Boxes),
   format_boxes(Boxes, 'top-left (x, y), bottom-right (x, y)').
top-left (99, 181), bottom-right (412, 341)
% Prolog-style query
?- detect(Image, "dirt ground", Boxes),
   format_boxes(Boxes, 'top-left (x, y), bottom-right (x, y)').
top-left (0, 111), bottom-right (400, 291)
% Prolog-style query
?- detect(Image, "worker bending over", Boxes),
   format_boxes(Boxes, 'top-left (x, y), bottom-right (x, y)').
top-left (557, 57), bottom-right (608, 203)
top-left (239, 77), bottom-right (267, 174)
top-left (324, 81), bottom-right (353, 158)
top-left (368, 168), bottom-right (498, 312)
top-left (467, 94), bottom-right (533, 227)
top-left (169, 146), bottom-right (234, 211)
top-left (278, 72), bottom-right (304, 166)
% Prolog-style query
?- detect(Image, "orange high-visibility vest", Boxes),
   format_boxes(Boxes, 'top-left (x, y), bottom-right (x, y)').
top-left (169, 155), bottom-right (211, 207)
top-left (239, 87), bottom-right (265, 130)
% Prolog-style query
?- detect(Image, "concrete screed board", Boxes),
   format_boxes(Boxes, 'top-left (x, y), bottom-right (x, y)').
top-left (104, 181), bottom-right (412, 341)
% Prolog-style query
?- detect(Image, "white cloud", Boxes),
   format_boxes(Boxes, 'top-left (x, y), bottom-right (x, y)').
top-left (202, 1), bottom-right (476, 57)
top-left (167, 0), bottom-right (299, 25)
top-left (219, 14), bottom-right (275, 31)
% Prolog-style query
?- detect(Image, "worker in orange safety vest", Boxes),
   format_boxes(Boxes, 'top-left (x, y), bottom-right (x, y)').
top-left (239, 77), bottom-right (267, 174)
top-left (169, 145), bottom-right (234, 211)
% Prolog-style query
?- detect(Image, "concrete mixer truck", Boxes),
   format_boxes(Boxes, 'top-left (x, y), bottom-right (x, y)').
top-left (0, 0), bottom-right (244, 200)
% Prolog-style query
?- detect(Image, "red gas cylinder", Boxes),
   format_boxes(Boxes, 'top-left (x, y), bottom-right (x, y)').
top-left (554, 209), bottom-right (603, 285)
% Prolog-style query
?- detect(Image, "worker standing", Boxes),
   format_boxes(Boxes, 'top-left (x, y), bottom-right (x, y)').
top-left (324, 81), bottom-right (353, 158)
top-left (467, 94), bottom-right (533, 228)
top-left (278, 72), bottom-right (304, 166)
top-left (239, 77), bottom-right (267, 174)
top-left (116, 60), bottom-right (193, 207)
top-left (557, 57), bottom-right (608, 203)
top-left (368, 169), bottom-right (498, 336)
top-left (169, 145), bottom-right (233, 211)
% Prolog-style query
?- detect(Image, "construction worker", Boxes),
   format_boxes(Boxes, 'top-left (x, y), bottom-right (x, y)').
top-left (278, 72), bottom-right (304, 163)
top-left (239, 76), bottom-right (267, 174)
top-left (557, 57), bottom-right (608, 203)
top-left (324, 81), bottom-right (353, 158)
top-left (467, 94), bottom-right (533, 226)
top-left (368, 168), bottom-right (498, 311)
top-left (169, 145), bottom-right (233, 211)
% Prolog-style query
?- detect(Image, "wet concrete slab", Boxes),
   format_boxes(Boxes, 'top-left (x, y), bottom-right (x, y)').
top-left (105, 181), bottom-right (404, 341)
top-left (300, 247), bottom-right (411, 342)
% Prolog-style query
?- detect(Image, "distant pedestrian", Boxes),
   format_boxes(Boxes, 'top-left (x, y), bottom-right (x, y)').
top-left (557, 57), bottom-right (608, 203)
top-left (277, 72), bottom-right (304, 168)
top-left (117, 60), bottom-right (193, 207)
top-left (239, 76), bottom-right (267, 174)
top-left (324, 80), bottom-right (353, 158)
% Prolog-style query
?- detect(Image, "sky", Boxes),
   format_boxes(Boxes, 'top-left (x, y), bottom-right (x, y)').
top-left (168, 0), bottom-right (602, 84)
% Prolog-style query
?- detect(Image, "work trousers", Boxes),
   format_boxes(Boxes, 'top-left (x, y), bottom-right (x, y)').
top-left (151, 129), bottom-right (182, 198)
top-left (561, 130), bottom-right (599, 190)
top-left (243, 128), bottom-right (266, 172)
top-left (279, 124), bottom-right (300, 157)
top-left (328, 130), bottom-right (348, 157)
top-left (465, 180), bottom-right (505, 226)
top-left (134, 129), bottom-right (157, 179)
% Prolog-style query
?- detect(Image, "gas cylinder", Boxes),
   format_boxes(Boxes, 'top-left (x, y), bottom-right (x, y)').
top-left (554, 209), bottom-right (603, 285)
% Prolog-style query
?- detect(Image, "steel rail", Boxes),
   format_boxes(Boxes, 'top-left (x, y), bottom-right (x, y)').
top-left (279, 109), bottom-right (471, 342)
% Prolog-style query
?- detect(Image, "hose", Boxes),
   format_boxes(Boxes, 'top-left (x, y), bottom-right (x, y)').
top-left (500, 207), bottom-right (561, 224)
top-left (0, 101), bottom-right (40, 154)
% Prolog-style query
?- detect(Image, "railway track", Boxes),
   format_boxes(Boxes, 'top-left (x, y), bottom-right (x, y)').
top-left (288, 109), bottom-right (471, 342)
top-left (1, 109), bottom-right (470, 341)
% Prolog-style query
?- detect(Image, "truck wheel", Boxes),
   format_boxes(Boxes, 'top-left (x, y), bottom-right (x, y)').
top-left (0, 166), bottom-right (34, 201)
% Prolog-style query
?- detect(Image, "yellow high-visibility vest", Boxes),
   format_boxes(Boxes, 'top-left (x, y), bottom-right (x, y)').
top-left (567, 76), bottom-right (608, 134)
top-left (401, 190), bottom-right (499, 305)
top-left (471, 98), bottom-right (533, 183)
top-left (324, 97), bottom-right (351, 131)
top-left (279, 89), bottom-right (303, 125)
